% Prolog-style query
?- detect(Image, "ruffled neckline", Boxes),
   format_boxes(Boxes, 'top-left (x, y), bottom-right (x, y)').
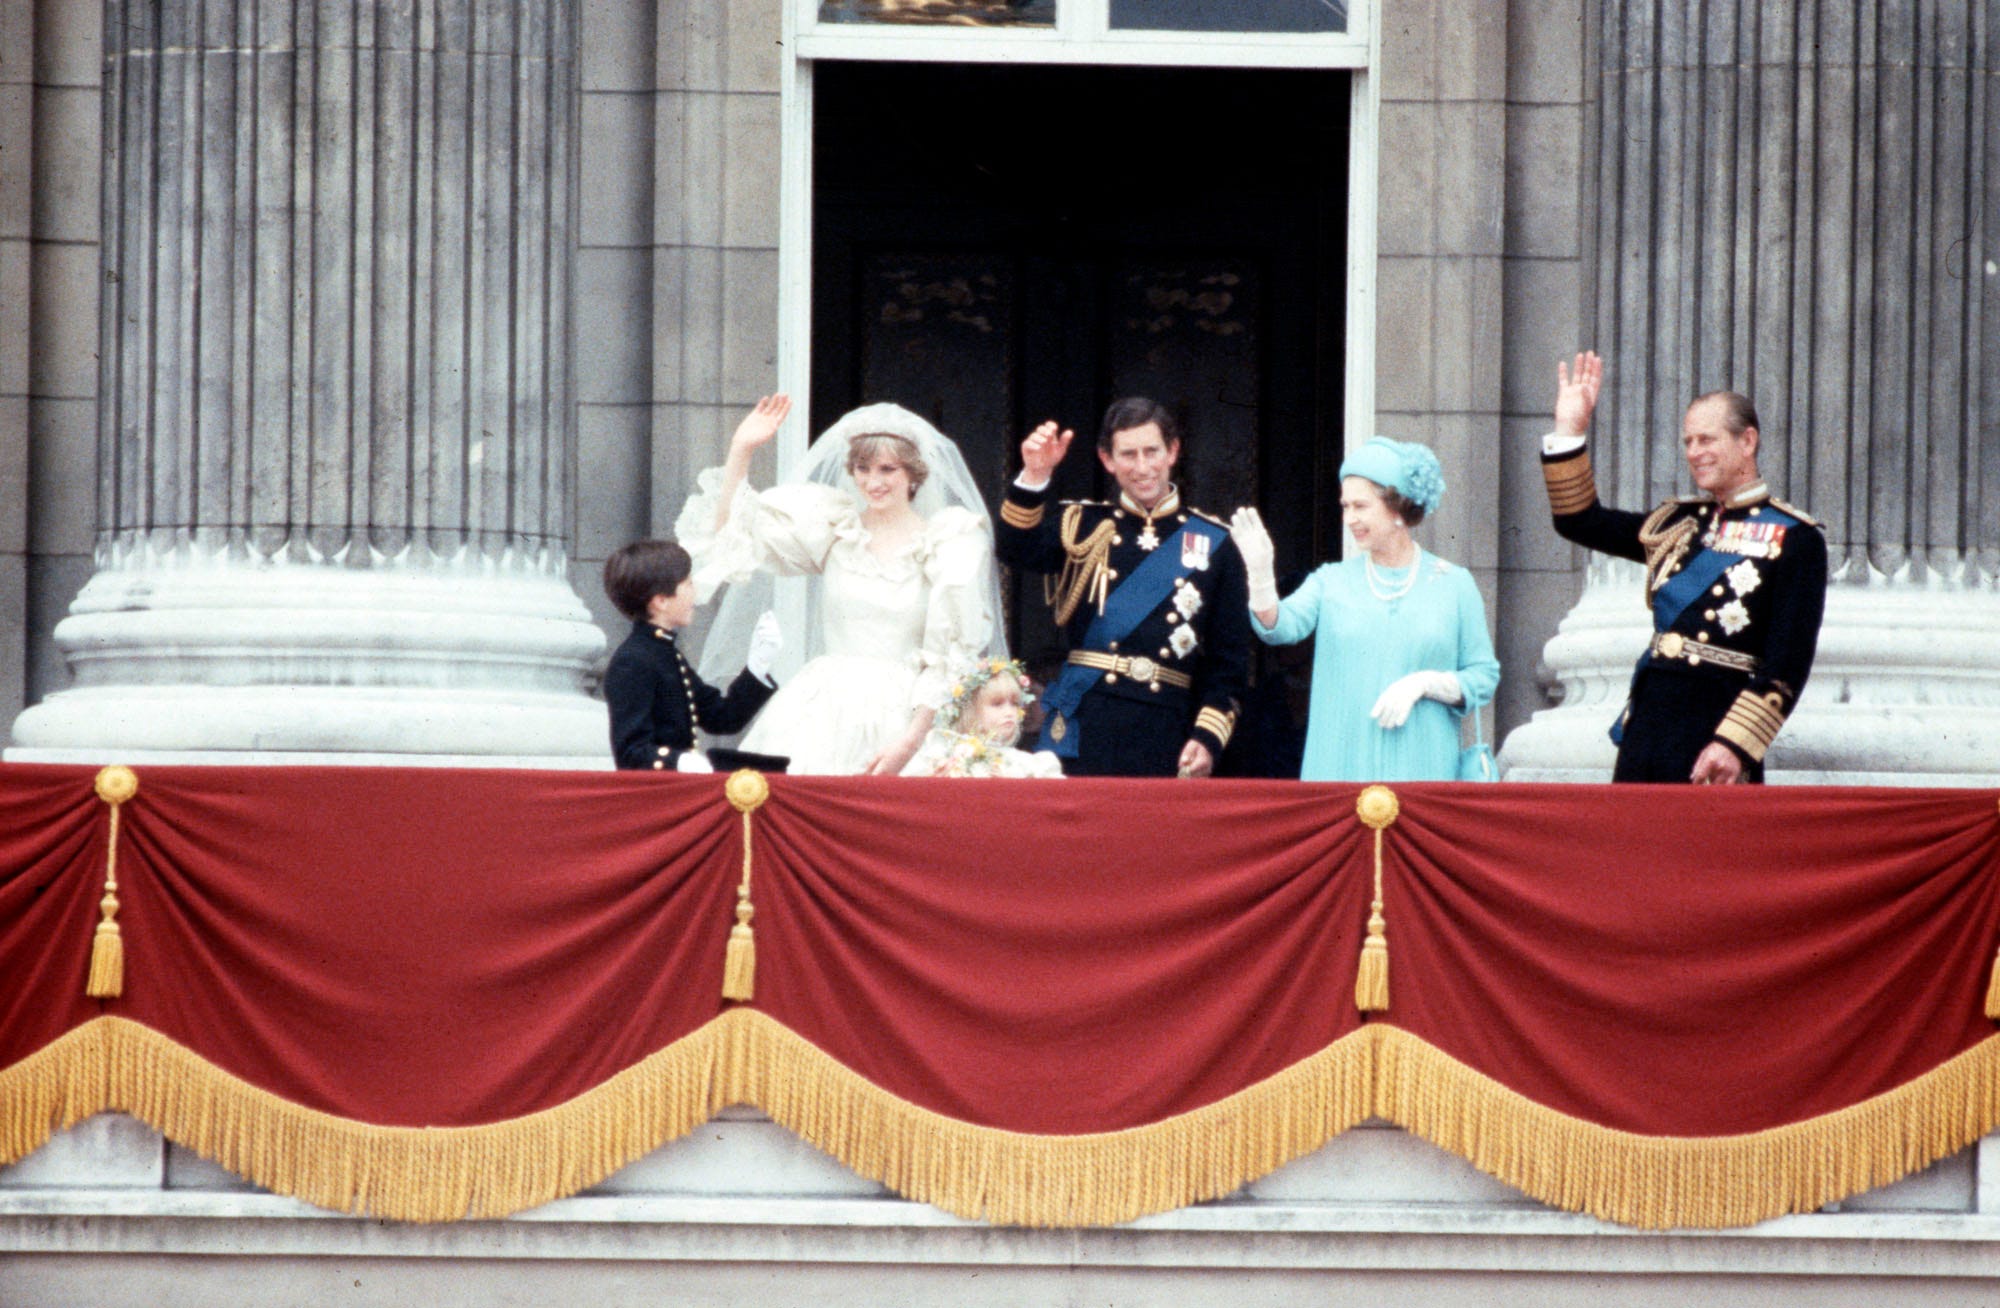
top-left (834, 504), bottom-right (982, 581)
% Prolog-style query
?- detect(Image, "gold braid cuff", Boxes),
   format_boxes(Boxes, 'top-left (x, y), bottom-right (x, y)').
top-left (1542, 449), bottom-right (1598, 516)
top-left (1193, 706), bottom-right (1236, 749)
top-left (1046, 504), bottom-right (1117, 626)
top-left (1714, 689), bottom-right (1789, 763)
top-left (1000, 499), bottom-right (1044, 530)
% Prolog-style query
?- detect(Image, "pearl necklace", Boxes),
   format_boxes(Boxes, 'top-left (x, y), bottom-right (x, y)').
top-left (1365, 549), bottom-right (1420, 602)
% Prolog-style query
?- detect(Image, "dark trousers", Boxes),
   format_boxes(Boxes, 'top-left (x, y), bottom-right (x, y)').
top-left (1612, 666), bottom-right (1766, 784)
top-left (1043, 690), bottom-right (1190, 778)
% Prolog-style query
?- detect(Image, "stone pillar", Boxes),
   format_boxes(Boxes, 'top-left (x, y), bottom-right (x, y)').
top-left (1502, 0), bottom-right (2000, 783)
top-left (9, 0), bottom-right (608, 762)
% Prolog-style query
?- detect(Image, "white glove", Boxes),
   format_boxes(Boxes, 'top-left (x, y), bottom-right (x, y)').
top-left (1369, 671), bottom-right (1464, 730)
top-left (1229, 507), bottom-right (1279, 613)
top-left (745, 610), bottom-right (782, 681)
top-left (674, 751), bottom-right (714, 774)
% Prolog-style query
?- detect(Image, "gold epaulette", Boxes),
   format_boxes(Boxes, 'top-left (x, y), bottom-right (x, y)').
top-left (1637, 500), bottom-right (1699, 595)
top-left (1768, 496), bottom-right (1821, 528)
top-left (1046, 503), bottom-right (1117, 626)
top-left (1187, 506), bottom-right (1228, 529)
top-left (1541, 447), bottom-right (1598, 516)
top-left (1714, 688), bottom-right (1790, 763)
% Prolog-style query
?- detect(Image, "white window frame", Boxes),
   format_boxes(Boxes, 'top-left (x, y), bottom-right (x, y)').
top-left (774, 0), bottom-right (1380, 472)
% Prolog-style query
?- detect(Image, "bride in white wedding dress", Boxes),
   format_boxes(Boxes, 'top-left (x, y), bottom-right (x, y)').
top-left (675, 396), bottom-right (1006, 776)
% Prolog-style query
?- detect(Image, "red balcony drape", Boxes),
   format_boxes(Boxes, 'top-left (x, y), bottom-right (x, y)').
top-left (2, 764), bottom-right (1996, 1228)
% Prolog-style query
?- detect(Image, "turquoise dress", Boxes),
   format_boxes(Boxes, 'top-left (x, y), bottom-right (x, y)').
top-left (1253, 551), bottom-right (1500, 782)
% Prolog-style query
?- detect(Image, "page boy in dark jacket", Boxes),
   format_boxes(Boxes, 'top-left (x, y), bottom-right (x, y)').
top-left (602, 539), bottom-right (778, 771)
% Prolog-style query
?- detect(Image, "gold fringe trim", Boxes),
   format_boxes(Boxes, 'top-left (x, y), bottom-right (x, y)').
top-left (0, 1013), bottom-right (1373, 1228)
top-left (2, 1016), bottom-right (753, 1222)
top-left (1373, 1025), bottom-right (2000, 1229)
top-left (8, 1015), bottom-right (2000, 1230)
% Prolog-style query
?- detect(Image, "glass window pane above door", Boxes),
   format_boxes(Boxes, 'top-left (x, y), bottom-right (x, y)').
top-left (818, 0), bottom-right (1056, 27)
top-left (1109, 0), bottom-right (1346, 32)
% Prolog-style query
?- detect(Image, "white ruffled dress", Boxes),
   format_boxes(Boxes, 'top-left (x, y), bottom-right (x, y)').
top-left (677, 471), bottom-right (997, 775)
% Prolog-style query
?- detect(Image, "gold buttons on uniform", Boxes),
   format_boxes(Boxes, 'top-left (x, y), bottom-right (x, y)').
top-left (1712, 585), bottom-right (1725, 596)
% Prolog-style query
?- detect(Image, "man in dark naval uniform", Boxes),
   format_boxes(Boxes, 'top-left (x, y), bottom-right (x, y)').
top-left (1541, 350), bottom-right (1827, 784)
top-left (996, 397), bottom-right (1250, 777)
top-left (602, 539), bottom-right (779, 772)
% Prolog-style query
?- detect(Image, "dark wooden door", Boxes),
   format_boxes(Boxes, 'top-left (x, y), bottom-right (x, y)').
top-left (812, 61), bottom-right (1349, 774)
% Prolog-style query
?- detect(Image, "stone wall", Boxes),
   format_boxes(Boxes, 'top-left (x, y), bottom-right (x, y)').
top-left (3, 0), bottom-right (1588, 747)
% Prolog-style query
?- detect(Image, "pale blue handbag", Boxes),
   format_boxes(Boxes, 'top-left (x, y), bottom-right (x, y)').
top-left (1459, 707), bottom-right (1498, 782)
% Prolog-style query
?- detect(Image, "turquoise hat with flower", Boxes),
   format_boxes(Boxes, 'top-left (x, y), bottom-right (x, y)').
top-left (1338, 436), bottom-right (1446, 514)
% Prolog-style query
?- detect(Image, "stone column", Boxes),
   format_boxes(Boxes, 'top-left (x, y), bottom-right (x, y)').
top-left (1502, 0), bottom-right (2000, 783)
top-left (9, 0), bottom-right (608, 762)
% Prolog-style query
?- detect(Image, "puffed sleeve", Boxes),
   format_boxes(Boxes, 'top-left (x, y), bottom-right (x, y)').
top-left (910, 507), bottom-right (997, 713)
top-left (674, 469), bottom-right (859, 601)
top-left (1449, 566), bottom-right (1501, 713)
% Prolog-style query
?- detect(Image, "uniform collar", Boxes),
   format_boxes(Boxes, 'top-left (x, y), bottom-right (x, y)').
top-left (1715, 480), bottom-right (1770, 511)
top-left (1119, 485), bottom-right (1181, 520)
top-left (644, 622), bottom-right (677, 644)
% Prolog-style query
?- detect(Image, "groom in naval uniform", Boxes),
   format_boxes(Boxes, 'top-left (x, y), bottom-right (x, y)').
top-left (996, 397), bottom-right (1250, 777)
top-left (1540, 351), bottom-right (1828, 784)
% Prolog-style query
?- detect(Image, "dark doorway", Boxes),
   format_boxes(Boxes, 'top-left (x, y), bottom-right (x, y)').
top-left (811, 61), bottom-right (1350, 774)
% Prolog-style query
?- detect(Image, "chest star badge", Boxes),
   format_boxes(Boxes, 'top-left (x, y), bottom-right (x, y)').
top-left (1726, 558), bottom-right (1762, 597)
top-left (1717, 599), bottom-right (1751, 635)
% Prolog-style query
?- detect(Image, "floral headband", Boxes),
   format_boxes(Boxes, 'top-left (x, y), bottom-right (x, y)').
top-left (938, 658), bottom-right (1034, 731)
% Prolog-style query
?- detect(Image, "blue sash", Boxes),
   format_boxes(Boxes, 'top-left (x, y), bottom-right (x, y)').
top-left (1038, 517), bottom-right (1224, 759)
top-left (1609, 504), bottom-right (1799, 744)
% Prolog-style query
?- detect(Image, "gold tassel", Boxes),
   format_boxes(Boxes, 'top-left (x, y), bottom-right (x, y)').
top-left (86, 766), bottom-right (139, 999)
top-left (722, 916), bottom-right (756, 1002)
top-left (1354, 785), bottom-right (1400, 1014)
top-left (1986, 945), bottom-right (2000, 1021)
top-left (721, 770), bottom-right (770, 1002)
top-left (1355, 910), bottom-right (1388, 1012)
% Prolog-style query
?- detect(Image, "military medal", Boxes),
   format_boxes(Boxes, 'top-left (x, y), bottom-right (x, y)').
top-left (1181, 531), bottom-right (1211, 571)
top-left (1707, 520), bottom-right (1788, 558)
top-left (1137, 522), bottom-right (1160, 551)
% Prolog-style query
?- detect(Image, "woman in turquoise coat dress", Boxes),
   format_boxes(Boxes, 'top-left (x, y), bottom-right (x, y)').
top-left (1229, 438), bottom-right (1500, 782)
